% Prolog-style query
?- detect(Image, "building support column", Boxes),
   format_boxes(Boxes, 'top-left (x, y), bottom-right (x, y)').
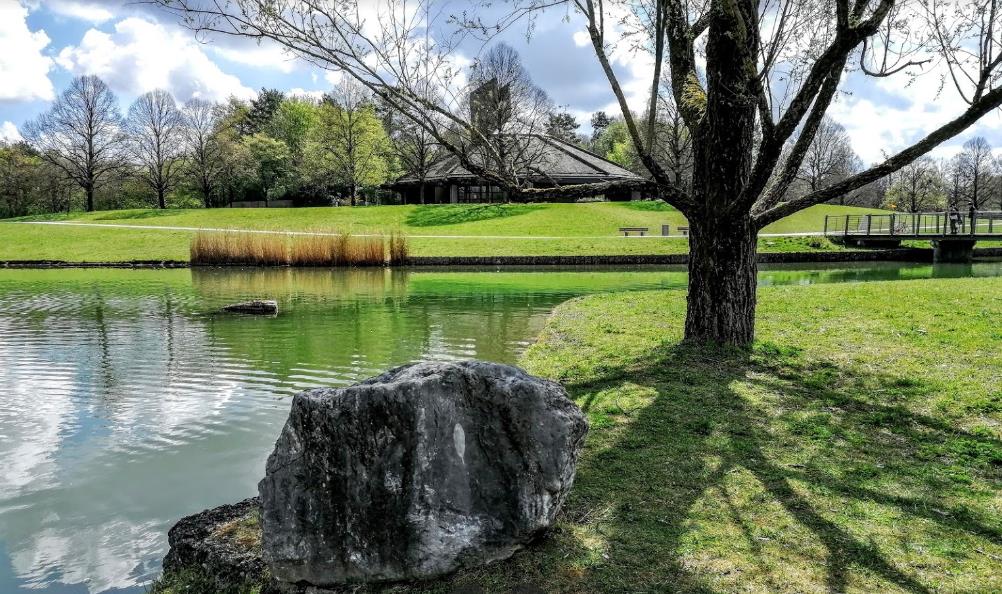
top-left (450, 185), bottom-right (459, 204)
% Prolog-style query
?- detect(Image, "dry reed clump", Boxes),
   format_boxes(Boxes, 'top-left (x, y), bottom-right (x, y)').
top-left (190, 230), bottom-right (408, 267)
top-left (388, 231), bottom-right (409, 265)
top-left (190, 232), bottom-right (289, 266)
top-left (351, 235), bottom-right (386, 266)
top-left (289, 233), bottom-right (336, 266)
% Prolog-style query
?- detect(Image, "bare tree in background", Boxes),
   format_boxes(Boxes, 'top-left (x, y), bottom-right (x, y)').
top-left (945, 155), bottom-right (967, 211)
top-left (884, 157), bottom-right (945, 212)
top-left (995, 155), bottom-right (1002, 210)
top-left (151, 0), bottom-right (1002, 345)
top-left (957, 136), bottom-right (995, 210)
top-left (651, 92), bottom-right (693, 192)
top-left (183, 99), bottom-right (223, 207)
top-left (126, 90), bottom-right (187, 209)
top-left (391, 116), bottom-right (440, 204)
top-left (24, 75), bottom-right (124, 212)
top-left (795, 117), bottom-right (857, 195)
top-left (464, 43), bottom-right (554, 194)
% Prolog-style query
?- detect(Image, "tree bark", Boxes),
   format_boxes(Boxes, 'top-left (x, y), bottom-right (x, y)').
top-left (158, 188), bottom-right (166, 209)
top-left (85, 184), bottom-right (95, 212)
top-left (684, 215), bottom-right (758, 346)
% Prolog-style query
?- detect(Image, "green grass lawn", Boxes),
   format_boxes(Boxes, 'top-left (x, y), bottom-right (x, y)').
top-left (504, 278), bottom-right (1002, 593)
top-left (1, 203), bottom-right (885, 261)
top-left (153, 277), bottom-right (1002, 593)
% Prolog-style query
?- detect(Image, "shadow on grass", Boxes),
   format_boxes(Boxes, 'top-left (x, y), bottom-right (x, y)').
top-left (619, 200), bottom-right (677, 213)
top-left (410, 337), bottom-right (1000, 594)
top-left (405, 204), bottom-right (544, 228)
top-left (513, 342), bottom-right (1001, 593)
top-left (92, 209), bottom-right (184, 221)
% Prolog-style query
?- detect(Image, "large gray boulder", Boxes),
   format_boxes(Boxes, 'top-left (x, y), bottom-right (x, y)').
top-left (258, 360), bottom-right (587, 586)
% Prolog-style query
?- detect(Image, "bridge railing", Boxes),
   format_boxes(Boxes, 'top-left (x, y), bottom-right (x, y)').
top-left (823, 211), bottom-right (1002, 238)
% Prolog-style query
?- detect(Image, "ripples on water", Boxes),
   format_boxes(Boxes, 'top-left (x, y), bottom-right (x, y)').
top-left (0, 262), bottom-right (999, 593)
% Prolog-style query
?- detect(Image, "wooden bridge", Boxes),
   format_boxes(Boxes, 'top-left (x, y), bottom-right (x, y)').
top-left (823, 211), bottom-right (1002, 262)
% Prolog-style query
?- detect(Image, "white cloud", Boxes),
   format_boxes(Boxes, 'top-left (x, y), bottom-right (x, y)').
top-left (55, 17), bottom-right (255, 103)
top-left (0, 2), bottom-right (55, 102)
top-left (829, 65), bottom-right (1002, 164)
top-left (47, 0), bottom-right (114, 24)
top-left (211, 42), bottom-right (297, 74)
top-left (1, 121), bottom-right (22, 142)
top-left (324, 70), bottom-right (345, 86)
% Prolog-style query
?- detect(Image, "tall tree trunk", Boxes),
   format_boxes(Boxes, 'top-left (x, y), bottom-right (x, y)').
top-left (682, 0), bottom-right (760, 346)
top-left (419, 182), bottom-right (426, 205)
top-left (85, 184), bottom-right (95, 212)
top-left (684, 216), bottom-right (758, 345)
top-left (158, 188), bottom-right (166, 209)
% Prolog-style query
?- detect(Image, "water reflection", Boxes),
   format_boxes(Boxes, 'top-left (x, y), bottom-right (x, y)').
top-left (0, 261), bottom-right (1000, 593)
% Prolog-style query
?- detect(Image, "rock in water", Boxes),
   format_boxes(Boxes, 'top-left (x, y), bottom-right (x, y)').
top-left (222, 300), bottom-right (278, 314)
top-left (259, 360), bottom-right (588, 586)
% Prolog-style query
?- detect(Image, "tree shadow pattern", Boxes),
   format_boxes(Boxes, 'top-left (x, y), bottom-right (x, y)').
top-left (473, 341), bottom-right (1000, 594)
top-left (404, 204), bottom-right (544, 228)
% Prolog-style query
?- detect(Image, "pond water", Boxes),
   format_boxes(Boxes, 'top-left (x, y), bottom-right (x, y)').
top-left (1, 261), bottom-right (1001, 594)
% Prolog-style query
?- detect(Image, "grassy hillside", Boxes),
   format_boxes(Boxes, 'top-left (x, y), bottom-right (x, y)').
top-left (2, 203), bottom-right (888, 262)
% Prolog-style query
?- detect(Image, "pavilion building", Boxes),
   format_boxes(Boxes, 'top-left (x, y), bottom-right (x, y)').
top-left (387, 134), bottom-right (645, 204)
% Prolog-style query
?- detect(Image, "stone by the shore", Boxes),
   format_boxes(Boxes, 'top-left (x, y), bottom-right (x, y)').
top-left (162, 497), bottom-right (267, 588)
top-left (258, 360), bottom-right (588, 587)
top-left (223, 300), bottom-right (278, 314)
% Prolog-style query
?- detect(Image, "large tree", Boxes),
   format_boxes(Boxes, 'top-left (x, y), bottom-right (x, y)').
top-left (0, 142), bottom-right (44, 218)
top-left (883, 157), bottom-right (945, 212)
top-left (957, 136), bottom-right (995, 210)
top-left (795, 117), bottom-right (858, 195)
top-left (24, 75), bottom-right (124, 212)
top-left (242, 133), bottom-right (291, 206)
top-left (464, 42), bottom-right (554, 193)
top-left (126, 89), bottom-right (186, 209)
top-left (308, 81), bottom-right (392, 205)
top-left (547, 111), bottom-right (582, 144)
top-left (153, 0), bottom-right (1002, 345)
top-left (387, 106), bottom-right (441, 204)
top-left (182, 98), bottom-right (223, 207)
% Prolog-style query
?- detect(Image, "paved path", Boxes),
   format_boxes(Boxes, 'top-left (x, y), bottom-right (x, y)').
top-left (10, 220), bottom-right (826, 239)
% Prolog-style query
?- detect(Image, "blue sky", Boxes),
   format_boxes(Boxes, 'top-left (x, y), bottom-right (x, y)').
top-left (2, 0), bottom-right (1002, 164)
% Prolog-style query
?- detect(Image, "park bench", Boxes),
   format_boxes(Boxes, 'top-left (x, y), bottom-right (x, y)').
top-left (619, 227), bottom-right (649, 236)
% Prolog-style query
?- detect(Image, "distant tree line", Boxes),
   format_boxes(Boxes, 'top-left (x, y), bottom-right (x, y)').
top-left (0, 74), bottom-right (399, 216)
top-left (3, 63), bottom-right (1002, 217)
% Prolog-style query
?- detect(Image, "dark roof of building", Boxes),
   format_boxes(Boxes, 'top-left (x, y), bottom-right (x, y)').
top-left (391, 134), bottom-right (643, 186)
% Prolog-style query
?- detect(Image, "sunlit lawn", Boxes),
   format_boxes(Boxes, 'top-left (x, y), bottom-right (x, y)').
top-left (1, 203), bottom-right (887, 261)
